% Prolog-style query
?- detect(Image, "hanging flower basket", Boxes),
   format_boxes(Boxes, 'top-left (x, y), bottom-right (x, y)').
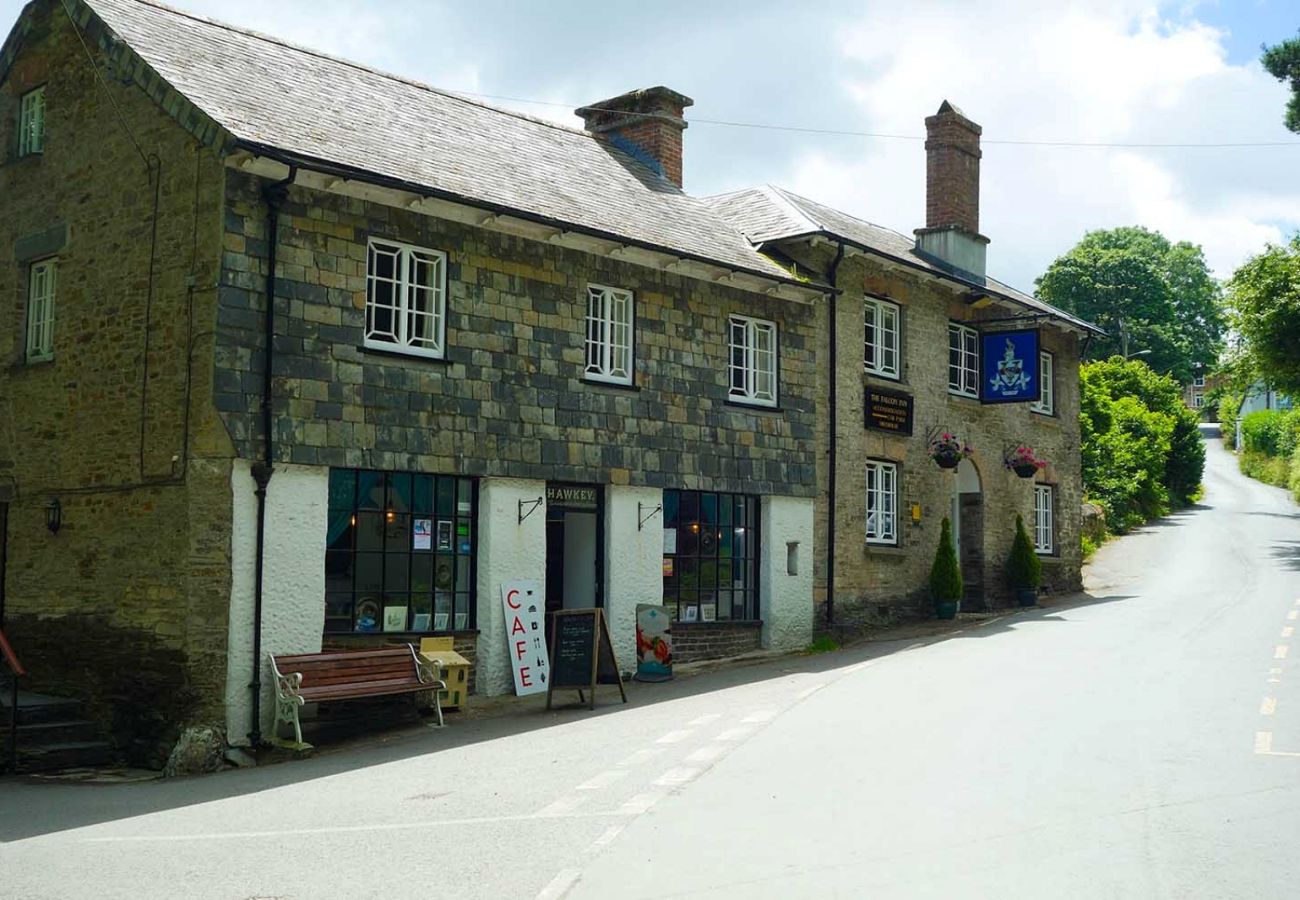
top-left (1004, 444), bottom-right (1048, 479)
top-left (928, 433), bottom-right (973, 470)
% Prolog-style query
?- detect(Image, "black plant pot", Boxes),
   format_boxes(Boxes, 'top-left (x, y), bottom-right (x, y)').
top-left (1013, 463), bottom-right (1039, 478)
top-left (1015, 587), bottom-right (1038, 607)
top-left (934, 453), bottom-right (962, 470)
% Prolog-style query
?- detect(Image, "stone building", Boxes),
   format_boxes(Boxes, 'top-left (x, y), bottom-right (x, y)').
top-left (0, 0), bottom-right (822, 760)
top-left (710, 102), bottom-right (1103, 628)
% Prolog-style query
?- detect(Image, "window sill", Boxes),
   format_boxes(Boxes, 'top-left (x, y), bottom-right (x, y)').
top-left (7, 355), bottom-right (55, 374)
top-left (725, 399), bottom-right (783, 413)
top-left (583, 377), bottom-right (640, 393)
top-left (325, 629), bottom-right (481, 639)
top-left (1030, 409), bottom-right (1057, 420)
top-left (947, 391), bottom-right (980, 405)
top-left (357, 344), bottom-right (451, 365)
top-left (671, 619), bottom-right (763, 628)
top-left (864, 369), bottom-right (903, 384)
top-left (865, 541), bottom-right (906, 556)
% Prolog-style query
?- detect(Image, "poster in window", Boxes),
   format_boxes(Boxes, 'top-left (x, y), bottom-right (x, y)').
top-left (383, 606), bottom-right (408, 632)
top-left (980, 329), bottom-right (1039, 403)
top-left (454, 612), bottom-right (469, 631)
top-left (701, 605), bottom-right (716, 623)
top-left (436, 519), bottom-right (453, 551)
top-left (662, 557), bottom-right (673, 577)
top-left (433, 612), bottom-right (450, 631)
top-left (663, 529), bottom-right (677, 554)
top-left (682, 605), bottom-right (699, 623)
top-left (412, 613), bottom-right (431, 632)
top-left (457, 521), bottom-right (471, 554)
top-left (413, 518), bottom-right (433, 551)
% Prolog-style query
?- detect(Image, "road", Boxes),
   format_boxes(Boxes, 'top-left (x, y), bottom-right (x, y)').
top-left (3, 427), bottom-right (1300, 898)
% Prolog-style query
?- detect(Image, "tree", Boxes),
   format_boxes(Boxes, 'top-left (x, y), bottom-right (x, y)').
top-left (1037, 228), bottom-right (1223, 383)
top-left (1261, 33), bottom-right (1300, 133)
top-left (1227, 236), bottom-right (1300, 395)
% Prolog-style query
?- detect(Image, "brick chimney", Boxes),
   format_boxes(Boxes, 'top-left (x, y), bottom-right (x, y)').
top-left (576, 86), bottom-right (694, 188)
top-left (914, 100), bottom-right (989, 279)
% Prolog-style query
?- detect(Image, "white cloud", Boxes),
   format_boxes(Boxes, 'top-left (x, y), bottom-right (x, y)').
top-left (783, 0), bottom-right (1300, 287)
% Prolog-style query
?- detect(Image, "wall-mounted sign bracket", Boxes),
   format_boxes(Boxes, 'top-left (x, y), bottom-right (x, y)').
top-left (518, 497), bottom-right (543, 524)
top-left (638, 502), bottom-right (662, 531)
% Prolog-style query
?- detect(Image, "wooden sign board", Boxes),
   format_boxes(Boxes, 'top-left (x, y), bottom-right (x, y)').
top-left (546, 608), bottom-right (627, 710)
top-left (864, 387), bottom-right (914, 435)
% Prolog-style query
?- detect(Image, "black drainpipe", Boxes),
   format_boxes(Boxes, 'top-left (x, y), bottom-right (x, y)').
top-left (825, 241), bottom-right (846, 628)
top-left (249, 166), bottom-right (296, 748)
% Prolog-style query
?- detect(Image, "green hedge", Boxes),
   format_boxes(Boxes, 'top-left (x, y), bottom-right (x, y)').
top-left (1239, 408), bottom-right (1300, 458)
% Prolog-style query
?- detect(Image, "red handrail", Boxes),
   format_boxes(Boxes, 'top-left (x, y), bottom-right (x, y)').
top-left (0, 627), bottom-right (24, 677)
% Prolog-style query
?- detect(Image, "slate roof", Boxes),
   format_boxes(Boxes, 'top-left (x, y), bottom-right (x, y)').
top-left (707, 185), bottom-right (1102, 333)
top-left (62, 0), bottom-right (796, 283)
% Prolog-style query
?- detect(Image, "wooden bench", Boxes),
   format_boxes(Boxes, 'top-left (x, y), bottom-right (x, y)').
top-left (268, 645), bottom-right (446, 747)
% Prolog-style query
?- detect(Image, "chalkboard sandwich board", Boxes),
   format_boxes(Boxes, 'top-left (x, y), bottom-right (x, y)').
top-left (546, 608), bottom-right (627, 710)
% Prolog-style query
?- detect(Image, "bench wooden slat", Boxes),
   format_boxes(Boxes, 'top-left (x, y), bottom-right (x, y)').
top-left (275, 648), bottom-right (414, 665)
top-left (301, 682), bottom-right (433, 701)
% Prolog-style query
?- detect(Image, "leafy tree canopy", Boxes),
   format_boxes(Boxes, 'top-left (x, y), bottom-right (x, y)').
top-left (1227, 235), bottom-right (1300, 395)
top-left (1261, 33), bottom-right (1300, 133)
top-left (1036, 227), bottom-right (1224, 383)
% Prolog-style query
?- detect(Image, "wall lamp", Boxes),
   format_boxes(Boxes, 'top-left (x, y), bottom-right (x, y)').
top-left (44, 496), bottom-right (62, 535)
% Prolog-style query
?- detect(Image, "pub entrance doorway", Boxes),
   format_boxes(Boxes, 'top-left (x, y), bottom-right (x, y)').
top-left (951, 459), bottom-right (985, 611)
top-left (545, 484), bottom-right (604, 632)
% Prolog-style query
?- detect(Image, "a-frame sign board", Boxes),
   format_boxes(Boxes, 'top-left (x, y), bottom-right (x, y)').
top-left (546, 608), bottom-right (627, 710)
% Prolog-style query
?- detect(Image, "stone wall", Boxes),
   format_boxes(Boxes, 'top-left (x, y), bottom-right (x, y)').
top-left (0, 6), bottom-right (232, 760)
top-left (213, 172), bottom-right (818, 499)
top-left (796, 245), bottom-right (1085, 627)
top-left (672, 621), bottom-right (762, 664)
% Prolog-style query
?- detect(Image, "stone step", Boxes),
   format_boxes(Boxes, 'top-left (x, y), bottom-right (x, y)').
top-left (16, 740), bottom-right (116, 772)
top-left (0, 691), bottom-right (83, 727)
top-left (0, 717), bottom-right (104, 746)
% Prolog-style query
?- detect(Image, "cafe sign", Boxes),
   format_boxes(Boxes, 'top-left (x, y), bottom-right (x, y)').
top-left (864, 387), bottom-right (914, 435)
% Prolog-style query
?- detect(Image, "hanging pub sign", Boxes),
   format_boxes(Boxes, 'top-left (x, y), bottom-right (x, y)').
top-left (864, 387), bottom-right (914, 435)
top-left (981, 329), bottom-right (1039, 404)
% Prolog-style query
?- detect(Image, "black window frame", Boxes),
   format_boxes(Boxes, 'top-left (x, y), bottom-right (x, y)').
top-left (325, 468), bottom-right (478, 635)
top-left (662, 489), bottom-right (761, 623)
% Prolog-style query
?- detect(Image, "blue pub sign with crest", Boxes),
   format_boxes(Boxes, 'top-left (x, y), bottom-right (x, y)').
top-left (980, 329), bottom-right (1039, 404)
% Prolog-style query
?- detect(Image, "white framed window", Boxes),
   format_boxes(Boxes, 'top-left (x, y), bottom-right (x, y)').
top-left (864, 296), bottom-right (900, 378)
top-left (1193, 374), bottom-right (1206, 388)
top-left (1033, 484), bottom-right (1054, 554)
top-left (1031, 351), bottom-right (1054, 415)
top-left (948, 322), bottom-right (978, 397)
top-left (365, 238), bottom-right (446, 358)
top-left (728, 314), bottom-right (778, 407)
top-left (1193, 393), bottom-right (1205, 409)
top-left (584, 284), bottom-right (634, 385)
top-left (19, 86), bottom-right (45, 156)
top-left (866, 460), bottom-right (898, 545)
top-left (25, 258), bottom-right (56, 362)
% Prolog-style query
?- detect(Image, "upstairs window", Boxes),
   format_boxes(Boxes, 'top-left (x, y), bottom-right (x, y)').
top-left (26, 259), bottom-right (56, 362)
top-left (1031, 351), bottom-right (1054, 415)
top-left (864, 296), bottom-right (900, 379)
top-left (365, 238), bottom-right (446, 358)
top-left (948, 322), bottom-right (978, 397)
top-left (1193, 374), bottom-right (1206, 388)
top-left (19, 87), bottom-right (45, 156)
top-left (584, 284), bottom-right (634, 385)
top-left (728, 314), bottom-right (778, 407)
top-left (1033, 484), bottom-right (1054, 554)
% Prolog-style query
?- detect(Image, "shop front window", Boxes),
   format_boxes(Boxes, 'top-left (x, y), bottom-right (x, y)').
top-left (326, 469), bottom-right (476, 634)
top-left (662, 489), bottom-right (760, 623)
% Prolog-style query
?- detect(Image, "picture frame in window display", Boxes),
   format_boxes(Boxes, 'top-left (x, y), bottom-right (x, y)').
top-left (356, 598), bottom-right (381, 632)
top-left (434, 556), bottom-right (455, 590)
top-left (412, 613), bottom-right (431, 632)
top-left (384, 605), bottom-right (408, 632)
top-left (436, 519), bottom-right (453, 551)
top-left (701, 604), bottom-right (716, 622)
top-left (434, 612), bottom-right (450, 631)
top-left (683, 605), bottom-right (699, 623)
top-left (454, 612), bottom-right (468, 631)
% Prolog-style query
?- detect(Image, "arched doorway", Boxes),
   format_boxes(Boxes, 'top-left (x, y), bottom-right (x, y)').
top-left (951, 459), bottom-right (984, 611)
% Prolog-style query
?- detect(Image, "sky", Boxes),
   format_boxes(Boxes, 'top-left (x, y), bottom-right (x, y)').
top-left (4, 0), bottom-right (1298, 292)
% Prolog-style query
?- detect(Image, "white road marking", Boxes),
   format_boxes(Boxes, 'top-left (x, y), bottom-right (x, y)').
top-left (655, 730), bottom-right (693, 745)
top-left (716, 726), bottom-right (753, 741)
top-left (1288, 610), bottom-right (1298, 621)
top-left (1255, 731), bottom-right (1273, 753)
top-left (536, 868), bottom-right (582, 900)
top-left (742, 710), bottom-right (777, 724)
top-left (590, 824), bottom-right (626, 848)
top-left (616, 748), bottom-right (664, 767)
top-left (687, 713), bottom-right (722, 726)
top-left (686, 744), bottom-right (727, 764)
top-left (576, 771), bottom-right (626, 791)
top-left (1284, 627), bottom-right (1295, 639)
top-left (1276, 645), bottom-right (1290, 660)
top-left (797, 683), bottom-right (827, 700)
top-left (654, 767), bottom-right (701, 787)
top-left (536, 795), bottom-right (586, 817)
top-left (618, 793), bottom-right (663, 815)
top-left (1261, 697), bottom-right (1277, 716)
top-left (1271, 667), bottom-right (1283, 675)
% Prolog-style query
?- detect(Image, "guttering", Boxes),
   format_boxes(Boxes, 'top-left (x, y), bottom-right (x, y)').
top-left (825, 241), bottom-right (846, 628)
top-left (249, 165), bottom-right (297, 748)
top-left (231, 140), bottom-right (817, 296)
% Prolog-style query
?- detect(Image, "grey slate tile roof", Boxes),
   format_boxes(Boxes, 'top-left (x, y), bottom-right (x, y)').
top-left (707, 185), bottom-right (1102, 333)
top-left (78, 0), bottom-right (794, 283)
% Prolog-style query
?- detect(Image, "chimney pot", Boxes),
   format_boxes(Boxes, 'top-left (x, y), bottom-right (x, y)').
top-left (576, 86), bottom-right (694, 188)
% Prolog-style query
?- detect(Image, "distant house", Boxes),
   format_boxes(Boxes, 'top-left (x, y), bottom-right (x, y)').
top-left (1235, 382), bottom-right (1294, 448)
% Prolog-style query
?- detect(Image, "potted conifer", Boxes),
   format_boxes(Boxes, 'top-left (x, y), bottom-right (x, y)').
top-left (930, 517), bottom-right (963, 620)
top-left (1007, 514), bottom-right (1042, 607)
